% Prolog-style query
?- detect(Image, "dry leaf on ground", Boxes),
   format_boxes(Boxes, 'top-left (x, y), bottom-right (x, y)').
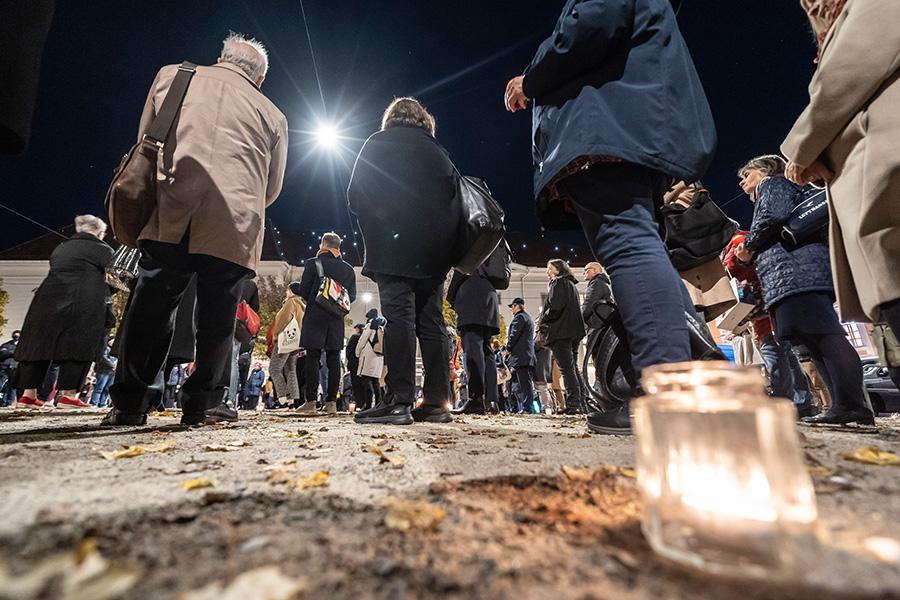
top-left (289, 470), bottom-right (329, 489)
top-left (225, 440), bottom-right (251, 447)
top-left (619, 468), bottom-right (637, 479)
top-left (806, 466), bottom-right (834, 477)
top-left (180, 478), bottom-right (217, 491)
top-left (150, 430), bottom-right (171, 436)
top-left (382, 497), bottom-right (445, 532)
top-left (368, 439), bottom-right (405, 466)
top-left (264, 460), bottom-right (299, 484)
top-left (561, 465), bottom-right (597, 481)
top-left (179, 566), bottom-right (305, 600)
top-left (282, 430), bottom-right (309, 438)
top-left (840, 446), bottom-right (900, 466)
top-left (204, 445), bottom-right (231, 452)
top-left (99, 439), bottom-right (176, 460)
top-left (150, 411), bottom-right (176, 417)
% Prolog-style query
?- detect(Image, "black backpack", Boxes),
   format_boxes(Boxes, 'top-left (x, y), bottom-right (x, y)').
top-left (480, 238), bottom-right (512, 290)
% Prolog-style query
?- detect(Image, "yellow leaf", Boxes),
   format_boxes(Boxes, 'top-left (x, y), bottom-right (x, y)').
top-left (283, 430), bottom-right (310, 438)
top-left (806, 466), bottom-right (834, 477)
top-left (840, 446), bottom-right (900, 466)
top-left (150, 430), bottom-right (171, 436)
top-left (368, 439), bottom-right (405, 466)
top-left (150, 411), bottom-right (176, 417)
top-left (561, 465), bottom-right (597, 481)
top-left (180, 478), bottom-right (217, 491)
top-left (381, 497), bottom-right (445, 532)
top-left (99, 439), bottom-right (175, 460)
top-left (619, 468), bottom-right (637, 479)
top-left (290, 471), bottom-right (329, 489)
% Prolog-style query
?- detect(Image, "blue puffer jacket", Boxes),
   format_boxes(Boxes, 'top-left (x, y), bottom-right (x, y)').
top-left (743, 176), bottom-right (833, 310)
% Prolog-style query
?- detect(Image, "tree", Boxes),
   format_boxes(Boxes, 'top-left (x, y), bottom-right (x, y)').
top-left (111, 289), bottom-right (130, 336)
top-left (442, 297), bottom-right (457, 330)
top-left (254, 274), bottom-right (290, 360)
top-left (493, 314), bottom-right (507, 346)
top-left (0, 278), bottom-right (8, 337)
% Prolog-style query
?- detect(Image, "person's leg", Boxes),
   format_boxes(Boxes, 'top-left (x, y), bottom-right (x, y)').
top-left (798, 332), bottom-right (872, 423)
top-left (324, 350), bottom-right (341, 402)
top-left (14, 360), bottom-right (49, 403)
top-left (268, 347), bottom-right (291, 403)
top-left (786, 344), bottom-right (815, 411)
top-left (224, 337), bottom-right (240, 408)
top-left (377, 275), bottom-right (417, 404)
top-left (483, 336), bottom-right (499, 412)
top-left (460, 328), bottom-right (486, 402)
top-left (880, 298), bottom-right (900, 345)
top-left (284, 351), bottom-right (299, 401)
top-left (517, 367), bottom-right (535, 414)
top-left (551, 339), bottom-right (583, 413)
top-left (91, 373), bottom-right (110, 406)
top-left (304, 349), bottom-right (323, 406)
top-left (758, 334), bottom-right (794, 399)
top-left (415, 276), bottom-right (451, 406)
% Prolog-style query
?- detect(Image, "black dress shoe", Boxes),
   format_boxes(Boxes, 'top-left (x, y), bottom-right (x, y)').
top-left (586, 405), bottom-right (632, 435)
top-left (354, 403), bottom-right (414, 425)
top-left (487, 401), bottom-right (501, 415)
top-left (452, 398), bottom-right (485, 415)
top-left (99, 408), bottom-right (147, 426)
top-left (796, 401), bottom-right (819, 419)
top-left (563, 402), bottom-right (585, 415)
top-left (802, 407), bottom-right (875, 426)
top-left (182, 402), bottom-right (239, 425)
top-left (411, 403), bottom-right (453, 423)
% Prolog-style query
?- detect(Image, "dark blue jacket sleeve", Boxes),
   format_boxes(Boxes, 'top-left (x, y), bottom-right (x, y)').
top-left (523, 0), bottom-right (635, 99)
top-left (507, 313), bottom-right (524, 350)
top-left (744, 177), bottom-right (796, 254)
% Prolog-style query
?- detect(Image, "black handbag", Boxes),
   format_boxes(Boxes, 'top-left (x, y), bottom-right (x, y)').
top-left (105, 246), bottom-right (141, 291)
top-left (451, 173), bottom-right (506, 275)
top-left (314, 257), bottom-right (351, 318)
top-left (662, 190), bottom-right (738, 272)
top-left (781, 187), bottom-right (828, 246)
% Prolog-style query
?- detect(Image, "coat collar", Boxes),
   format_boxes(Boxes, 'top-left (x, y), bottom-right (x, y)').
top-left (212, 62), bottom-right (262, 91)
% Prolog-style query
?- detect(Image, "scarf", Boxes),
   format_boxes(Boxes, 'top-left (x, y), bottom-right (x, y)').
top-left (804, 0), bottom-right (849, 63)
top-left (317, 247), bottom-right (341, 258)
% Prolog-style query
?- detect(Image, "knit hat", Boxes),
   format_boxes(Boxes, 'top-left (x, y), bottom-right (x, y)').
top-left (289, 281), bottom-right (303, 296)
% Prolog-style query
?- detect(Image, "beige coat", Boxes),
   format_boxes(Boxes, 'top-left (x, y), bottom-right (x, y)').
top-left (355, 327), bottom-right (385, 379)
top-left (271, 296), bottom-right (306, 340)
top-left (680, 258), bottom-right (738, 322)
top-left (782, 0), bottom-right (900, 321)
top-left (136, 62), bottom-right (288, 273)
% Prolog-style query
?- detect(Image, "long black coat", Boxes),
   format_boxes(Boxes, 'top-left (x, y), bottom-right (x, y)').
top-left (297, 253), bottom-right (357, 351)
top-left (446, 270), bottom-right (500, 334)
top-left (15, 232), bottom-right (114, 362)
top-left (582, 272), bottom-right (613, 330)
top-left (524, 0), bottom-right (716, 229)
top-left (506, 310), bottom-right (536, 368)
top-left (540, 274), bottom-right (586, 345)
top-left (348, 125), bottom-right (461, 279)
top-left (345, 332), bottom-right (361, 375)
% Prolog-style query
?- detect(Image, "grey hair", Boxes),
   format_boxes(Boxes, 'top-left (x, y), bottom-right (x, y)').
top-left (74, 215), bottom-right (107, 236)
top-left (738, 154), bottom-right (786, 178)
top-left (220, 32), bottom-right (269, 81)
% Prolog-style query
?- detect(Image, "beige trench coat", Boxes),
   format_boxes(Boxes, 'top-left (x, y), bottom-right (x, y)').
top-left (136, 62), bottom-right (288, 273)
top-left (680, 258), bottom-right (737, 322)
top-left (782, 0), bottom-right (900, 322)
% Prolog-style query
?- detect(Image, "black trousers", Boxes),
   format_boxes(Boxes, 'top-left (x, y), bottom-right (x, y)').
top-left (18, 360), bottom-right (89, 391)
top-left (305, 348), bottom-right (341, 404)
top-left (513, 366), bottom-right (534, 413)
top-left (376, 273), bottom-right (449, 405)
top-left (359, 375), bottom-right (382, 410)
top-left (460, 325), bottom-right (499, 405)
top-left (550, 338), bottom-right (583, 407)
top-left (109, 238), bottom-right (250, 415)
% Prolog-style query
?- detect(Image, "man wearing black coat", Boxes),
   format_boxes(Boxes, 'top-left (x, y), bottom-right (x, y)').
top-left (447, 270), bottom-right (501, 415)
top-left (582, 262), bottom-right (614, 331)
top-left (345, 323), bottom-right (365, 411)
top-left (505, 0), bottom-right (716, 434)
top-left (0, 331), bottom-right (20, 406)
top-left (506, 298), bottom-right (536, 414)
top-left (297, 233), bottom-right (356, 415)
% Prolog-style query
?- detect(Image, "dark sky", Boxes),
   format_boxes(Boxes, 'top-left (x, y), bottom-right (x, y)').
top-left (0, 0), bottom-right (819, 254)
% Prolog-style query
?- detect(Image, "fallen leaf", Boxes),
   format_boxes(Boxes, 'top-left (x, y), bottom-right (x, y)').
top-left (150, 430), bottom-right (171, 436)
top-left (561, 465), bottom-right (597, 481)
top-left (806, 466), bottom-right (834, 477)
top-left (368, 439), bottom-right (405, 466)
top-left (619, 469), bottom-right (637, 479)
top-left (289, 470), bottom-right (329, 489)
top-left (179, 566), bottom-right (306, 600)
top-left (264, 460), bottom-right (299, 484)
top-left (204, 445), bottom-right (231, 452)
top-left (225, 440), bottom-right (252, 447)
top-left (840, 446), bottom-right (900, 466)
top-left (283, 430), bottom-right (310, 438)
top-left (99, 439), bottom-right (176, 460)
top-left (150, 411), bottom-right (176, 417)
top-left (180, 478), bottom-right (217, 491)
top-left (267, 417), bottom-right (284, 422)
top-left (381, 497), bottom-right (445, 532)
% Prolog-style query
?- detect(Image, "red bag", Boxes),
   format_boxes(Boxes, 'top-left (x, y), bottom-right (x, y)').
top-left (236, 300), bottom-right (261, 344)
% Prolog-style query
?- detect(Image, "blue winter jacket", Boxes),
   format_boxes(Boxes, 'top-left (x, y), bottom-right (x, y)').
top-left (743, 176), bottom-right (833, 310)
top-left (523, 0), bottom-right (716, 229)
top-left (246, 368), bottom-right (266, 396)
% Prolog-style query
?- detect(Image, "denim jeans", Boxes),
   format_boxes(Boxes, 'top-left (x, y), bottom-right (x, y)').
top-left (0, 370), bottom-right (16, 406)
top-left (562, 163), bottom-right (696, 374)
top-left (91, 372), bottom-right (115, 407)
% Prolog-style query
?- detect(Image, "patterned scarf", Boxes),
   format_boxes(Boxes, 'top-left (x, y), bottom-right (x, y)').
top-left (805, 0), bottom-right (849, 63)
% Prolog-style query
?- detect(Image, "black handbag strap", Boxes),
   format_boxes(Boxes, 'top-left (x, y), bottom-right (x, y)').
top-left (314, 257), bottom-right (325, 280)
top-left (145, 62), bottom-right (197, 144)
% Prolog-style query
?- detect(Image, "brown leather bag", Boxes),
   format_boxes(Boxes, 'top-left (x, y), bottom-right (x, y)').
top-left (105, 62), bottom-right (196, 247)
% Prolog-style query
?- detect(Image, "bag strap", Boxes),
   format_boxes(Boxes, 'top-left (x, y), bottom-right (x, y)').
top-left (314, 256), bottom-right (325, 280)
top-left (145, 62), bottom-right (197, 145)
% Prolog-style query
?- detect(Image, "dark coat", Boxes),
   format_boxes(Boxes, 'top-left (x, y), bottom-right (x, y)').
top-left (540, 274), bottom-right (586, 345)
top-left (246, 367), bottom-right (266, 396)
top-left (346, 332), bottom-right (361, 375)
top-left (447, 270), bottom-right (500, 334)
top-left (524, 0), bottom-right (716, 229)
top-left (743, 176), bottom-right (833, 310)
top-left (297, 253), bottom-right (357, 351)
top-left (241, 278), bottom-right (260, 312)
top-left (348, 125), bottom-right (461, 279)
top-left (507, 310), bottom-right (536, 368)
top-left (0, 340), bottom-right (17, 371)
top-left (166, 364), bottom-right (186, 388)
top-left (95, 343), bottom-right (117, 374)
top-left (15, 232), bottom-right (114, 362)
top-left (533, 345), bottom-right (553, 383)
top-left (582, 272), bottom-right (613, 330)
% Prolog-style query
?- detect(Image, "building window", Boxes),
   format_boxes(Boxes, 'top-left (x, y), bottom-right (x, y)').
top-left (843, 323), bottom-right (865, 348)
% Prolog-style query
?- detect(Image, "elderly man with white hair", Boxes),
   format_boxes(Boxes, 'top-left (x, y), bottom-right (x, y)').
top-left (104, 32), bottom-right (288, 426)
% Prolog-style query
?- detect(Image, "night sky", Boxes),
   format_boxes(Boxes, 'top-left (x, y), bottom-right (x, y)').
top-left (0, 0), bottom-right (819, 256)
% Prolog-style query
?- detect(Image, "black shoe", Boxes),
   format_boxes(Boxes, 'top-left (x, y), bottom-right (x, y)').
top-left (452, 398), bottom-right (485, 415)
top-left (796, 402), bottom-right (819, 419)
top-left (563, 402), bottom-right (586, 415)
top-left (487, 401), bottom-right (501, 415)
top-left (181, 402), bottom-right (239, 425)
top-left (411, 403), bottom-right (453, 423)
top-left (354, 403), bottom-right (414, 425)
top-left (802, 406), bottom-right (874, 426)
top-left (99, 408), bottom-right (147, 426)
top-left (586, 405), bottom-right (632, 435)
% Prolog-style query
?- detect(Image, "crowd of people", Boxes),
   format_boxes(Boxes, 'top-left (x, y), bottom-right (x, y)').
top-left (2, 0), bottom-right (898, 438)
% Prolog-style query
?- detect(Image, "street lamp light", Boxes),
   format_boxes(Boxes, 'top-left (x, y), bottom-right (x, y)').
top-left (315, 123), bottom-right (340, 149)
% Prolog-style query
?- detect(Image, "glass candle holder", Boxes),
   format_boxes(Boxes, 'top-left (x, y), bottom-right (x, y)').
top-left (633, 361), bottom-right (818, 578)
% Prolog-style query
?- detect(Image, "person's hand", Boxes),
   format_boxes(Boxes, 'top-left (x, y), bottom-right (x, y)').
top-left (786, 158), bottom-right (833, 186)
top-left (735, 242), bottom-right (754, 263)
top-left (505, 76), bottom-right (529, 112)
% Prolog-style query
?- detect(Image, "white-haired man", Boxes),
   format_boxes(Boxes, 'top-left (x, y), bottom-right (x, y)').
top-left (104, 33), bottom-right (288, 426)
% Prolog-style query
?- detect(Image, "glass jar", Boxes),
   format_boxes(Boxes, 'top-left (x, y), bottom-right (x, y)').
top-left (633, 361), bottom-right (818, 578)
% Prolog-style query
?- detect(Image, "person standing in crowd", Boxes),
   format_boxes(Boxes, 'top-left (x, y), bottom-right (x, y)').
top-left (505, 0), bottom-right (716, 434)
top-left (244, 362), bottom-right (266, 410)
top-left (725, 231), bottom-right (818, 417)
top-left (296, 233), bottom-right (356, 416)
top-left (90, 337), bottom-right (117, 408)
top-left (348, 97), bottom-right (459, 425)
top-left (539, 260), bottom-right (587, 414)
top-left (447, 268), bottom-right (501, 415)
top-left (224, 276), bottom-right (259, 408)
top-left (506, 298), bottom-right (536, 414)
top-left (784, 0), bottom-right (900, 340)
top-left (104, 33), bottom-right (288, 426)
top-left (871, 324), bottom-right (900, 399)
top-left (356, 309), bottom-right (386, 412)
top-left (581, 263), bottom-right (613, 331)
top-left (0, 330), bottom-right (20, 407)
top-left (163, 363), bottom-right (185, 409)
top-left (345, 323), bottom-right (365, 411)
top-left (735, 155), bottom-right (873, 425)
top-left (269, 282), bottom-right (306, 409)
top-left (15, 215), bottom-right (114, 409)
